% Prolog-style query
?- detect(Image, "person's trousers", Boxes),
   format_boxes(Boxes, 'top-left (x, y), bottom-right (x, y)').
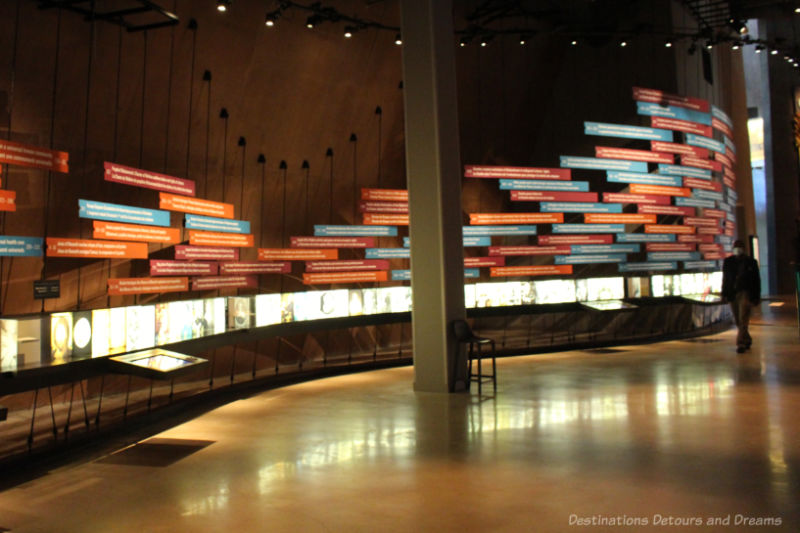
top-left (730, 291), bottom-right (753, 347)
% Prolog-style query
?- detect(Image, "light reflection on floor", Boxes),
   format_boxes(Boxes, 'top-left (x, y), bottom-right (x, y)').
top-left (1, 315), bottom-right (799, 532)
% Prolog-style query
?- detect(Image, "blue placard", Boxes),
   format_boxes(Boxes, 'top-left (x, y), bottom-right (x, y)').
top-left (657, 164), bottom-right (713, 180)
top-left (79, 199), bottom-right (170, 227)
top-left (636, 102), bottom-right (712, 126)
top-left (618, 261), bottom-right (677, 272)
top-left (366, 248), bottom-right (410, 259)
top-left (675, 197), bottom-right (716, 208)
top-left (718, 203), bottom-right (733, 214)
top-left (0, 235), bottom-right (44, 257)
top-left (606, 171), bottom-right (682, 187)
top-left (560, 156), bottom-right (649, 172)
top-left (314, 225), bottom-right (398, 237)
top-left (717, 235), bottom-right (734, 245)
top-left (498, 179), bottom-right (590, 192)
top-left (391, 269), bottom-right (411, 281)
top-left (464, 268), bottom-right (480, 278)
top-left (712, 105), bottom-right (733, 128)
top-left (684, 260), bottom-right (720, 270)
top-left (463, 225), bottom-right (538, 236)
top-left (185, 214), bottom-right (250, 234)
top-left (616, 233), bottom-right (676, 243)
top-left (553, 224), bottom-right (625, 233)
top-left (571, 244), bottom-right (641, 254)
top-left (726, 187), bottom-right (738, 201)
top-left (685, 134), bottom-right (725, 154)
top-left (693, 189), bottom-right (723, 202)
top-left (647, 252), bottom-right (702, 261)
top-left (724, 136), bottom-right (736, 153)
top-left (583, 121), bottom-right (673, 141)
top-left (540, 202), bottom-right (622, 213)
top-left (555, 254), bottom-right (627, 264)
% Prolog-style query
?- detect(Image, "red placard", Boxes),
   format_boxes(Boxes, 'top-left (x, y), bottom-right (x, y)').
top-left (469, 213), bottom-right (563, 225)
top-left (488, 245), bottom-right (571, 256)
top-left (683, 178), bottom-right (722, 192)
top-left (678, 234), bottom-right (714, 243)
top-left (629, 184), bottom-right (691, 197)
top-left (602, 192), bottom-right (670, 205)
top-left (464, 256), bottom-right (505, 267)
top-left (650, 141), bottom-right (709, 159)
top-left (595, 146), bottom-right (674, 164)
top-left (108, 277), bottom-right (188, 295)
top-left (703, 252), bottom-right (724, 259)
top-left (702, 209), bottom-right (726, 219)
top-left (363, 213), bottom-right (409, 225)
top-left (698, 226), bottom-right (722, 235)
top-left (637, 204), bottom-right (695, 216)
top-left (192, 275), bottom-right (258, 291)
top-left (724, 220), bottom-right (736, 230)
top-left (305, 259), bottom-right (390, 272)
top-left (584, 213), bottom-right (657, 224)
top-left (189, 230), bottom-right (253, 247)
top-left (0, 139), bottom-right (69, 173)
top-left (646, 243), bottom-right (697, 252)
top-left (724, 176), bottom-right (736, 189)
top-left (464, 165), bottom-right (571, 180)
top-left (0, 189), bottom-right (16, 212)
top-left (723, 166), bottom-right (736, 181)
top-left (219, 261), bottom-right (291, 275)
top-left (150, 260), bottom-right (218, 276)
top-left (683, 217), bottom-right (719, 227)
top-left (361, 188), bottom-right (408, 202)
top-left (290, 236), bottom-right (375, 248)
top-left (651, 116), bottom-right (712, 137)
top-left (699, 244), bottom-right (723, 252)
top-left (712, 117), bottom-right (734, 139)
top-left (645, 224), bottom-right (696, 234)
top-left (93, 221), bottom-right (181, 244)
top-left (680, 156), bottom-right (722, 172)
top-left (359, 201), bottom-right (408, 214)
top-left (160, 192), bottom-right (234, 219)
top-left (538, 234), bottom-right (613, 245)
top-left (726, 148), bottom-right (736, 163)
top-left (259, 248), bottom-right (338, 261)
top-left (303, 271), bottom-right (388, 285)
top-left (633, 87), bottom-right (710, 112)
top-left (175, 245), bottom-right (239, 261)
top-left (47, 237), bottom-right (148, 258)
top-left (724, 228), bottom-right (736, 237)
top-left (510, 191), bottom-right (598, 202)
top-left (104, 162), bottom-right (195, 196)
top-left (714, 151), bottom-right (733, 168)
top-left (490, 265), bottom-right (573, 277)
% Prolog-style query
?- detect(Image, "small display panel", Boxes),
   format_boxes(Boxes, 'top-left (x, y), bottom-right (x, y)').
top-left (582, 300), bottom-right (637, 311)
top-left (255, 294), bottom-right (282, 326)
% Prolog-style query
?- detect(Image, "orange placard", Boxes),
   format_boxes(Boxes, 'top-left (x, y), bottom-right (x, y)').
top-left (629, 184), bottom-right (691, 197)
top-left (303, 271), bottom-right (388, 285)
top-left (644, 224), bottom-right (696, 234)
top-left (93, 221), bottom-right (181, 244)
top-left (363, 213), bottom-right (409, 225)
top-left (259, 248), bottom-right (339, 261)
top-left (0, 189), bottom-right (16, 212)
top-left (159, 192), bottom-right (234, 219)
top-left (0, 139), bottom-right (69, 173)
top-left (46, 237), bottom-right (149, 258)
top-left (189, 230), bottom-right (253, 247)
top-left (490, 265), bottom-right (573, 277)
top-left (469, 213), bottom-right (564, 225)
top-left (108, 277), bottom-right (188, 295)
top-left (584, 213), bottom-right (657, 224)
top-left (361, 188), bottom-right (408, 202)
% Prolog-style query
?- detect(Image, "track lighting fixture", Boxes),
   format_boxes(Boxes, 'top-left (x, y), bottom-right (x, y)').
top-left (705, 40), bottom-right (713, 50)
top-left (665, 39), bottom-right (673, 48)
top-left (216, 0), bottom-right (231, 13)
top-left (306, 16), bottom-right (318, 29)
top-left (344, 25), bottom-right (356, 38)
top-left (395, 34), bottom-right (402, 45)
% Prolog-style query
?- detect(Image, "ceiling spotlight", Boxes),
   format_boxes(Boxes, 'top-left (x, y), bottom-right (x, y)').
top-left (519, 35), bottom-right (527, 45)
top-left (620, 40), bottom-right (627, 47)
top-left (394, 33), bottom-right (402, 45)
top-left (306, 16), bottom-right (317, 29)
top-left (665, 39), bottom-right (673, 48)
top-left (755, 44), bottom-right (764, 53)
top-left (571, 39), bottom-right (578, 46)
top-left (771, 48), bottom-right (779, 55)
top-left (705, 40), bottom-right (713, 50)
top-left (796, 7), bottom-right (800, 13)
top-left (459, 36), bottom-right (469, 47)
top-left (731, 41), bottom-right (741, 50)
top-left (344, 26), bottom-right (356, 38)
top-left (265, 9), bottom-right (279, 26)
top-left (216, 0), bottom-right (231, 12)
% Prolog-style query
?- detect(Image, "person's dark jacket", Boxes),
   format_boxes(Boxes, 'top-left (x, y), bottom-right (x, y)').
top-left (721, 254), bottom-right (761, 303)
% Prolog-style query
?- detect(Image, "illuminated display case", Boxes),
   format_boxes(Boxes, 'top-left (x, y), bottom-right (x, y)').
top-left (534, 279), bottom-right (576, 304)
top-left (1, 319), bottom-right (18, 372)
top-left (126, 306), bottom-right (156, 351)
top-left (108, 307), bottom-right (127, 354)
top-left (255, 294), bottom-right (281, 327)
top-left (228, 297), bottom-right (253, 330)
top-left (72, 311), bottom-right (93, 357)
top-left (294, 290), bottom-right (349, 321)
top-left (50, 312), bottom-right (73, 362)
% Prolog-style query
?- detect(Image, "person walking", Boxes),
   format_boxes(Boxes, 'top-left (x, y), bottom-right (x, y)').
top-left (721, 239), bottom-right (761, 353)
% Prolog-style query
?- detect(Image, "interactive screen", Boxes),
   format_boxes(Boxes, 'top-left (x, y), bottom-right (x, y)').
top-left (255, 294), bottom-right (282, 326)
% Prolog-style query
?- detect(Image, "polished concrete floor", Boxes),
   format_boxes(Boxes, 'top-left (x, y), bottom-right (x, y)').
top-left (1, 302), bottom-right (799, 532)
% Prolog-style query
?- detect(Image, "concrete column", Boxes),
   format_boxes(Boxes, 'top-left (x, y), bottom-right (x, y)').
top-left (400, 0), bottom-right (466, 393)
